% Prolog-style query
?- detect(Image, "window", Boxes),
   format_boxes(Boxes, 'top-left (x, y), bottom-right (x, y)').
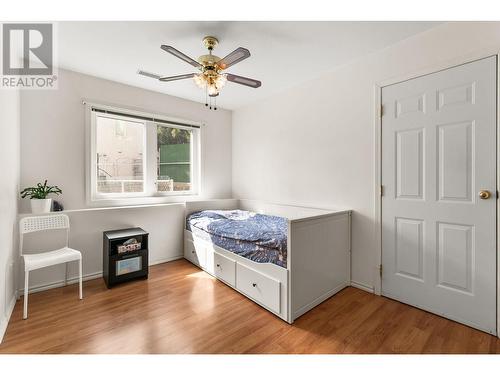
top-left (88, 104), bottom-right (201, 203)
top-left (96, 115), bottom-right (145, 194)
top-left (157, 125), bottom-right (193, 193)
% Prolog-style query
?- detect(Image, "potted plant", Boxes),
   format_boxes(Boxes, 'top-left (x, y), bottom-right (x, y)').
top-left (20, 180), bottom-right (62, 214)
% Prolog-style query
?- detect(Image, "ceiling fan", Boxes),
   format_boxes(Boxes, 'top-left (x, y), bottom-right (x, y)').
top-left (138, 36), bottom-right (262, 110)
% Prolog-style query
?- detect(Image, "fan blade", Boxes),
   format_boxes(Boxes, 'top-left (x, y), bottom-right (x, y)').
top-left (217, 47), bottom-right (251, 69)
top-left (159, 73), bottom-right (195, 82)
top-left (161, 45), bottom-right (202, 69)
top-left (137, 70), bottom-right (162, 80)
top-left (226, 73), bottom-right (261, 88)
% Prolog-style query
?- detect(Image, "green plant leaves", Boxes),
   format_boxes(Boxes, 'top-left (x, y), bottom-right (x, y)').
top-left (20, 180), bottom-right (62, 199)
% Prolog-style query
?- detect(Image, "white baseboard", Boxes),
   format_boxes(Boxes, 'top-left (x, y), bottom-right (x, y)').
top-left (0, 294), bottom-right (17, 344)
top-left (150, 254), bottom-right (183, 266)
top-left (17, 255), bottom-right (184, 296)
top-left (18, 271), bottom-right (103, 296)
top-left (350, 280), bottom-right (375, 293)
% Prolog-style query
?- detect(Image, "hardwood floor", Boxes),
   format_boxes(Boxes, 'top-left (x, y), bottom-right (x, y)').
top-left (1, 259), bottom-right (499, 354)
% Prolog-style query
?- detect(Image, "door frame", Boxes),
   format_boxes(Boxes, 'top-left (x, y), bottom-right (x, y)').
top-left (373, 49), bottom-right (500, 337)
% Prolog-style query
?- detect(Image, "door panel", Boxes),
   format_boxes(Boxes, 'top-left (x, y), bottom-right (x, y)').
top-left (436, 222), bottom-right (473, 294)
top-left (381, 56), bottom-right (497, 334)
top-left (437, 82), bottom-right (475, 110)
top-left (395, 93), bottom-right (426, 117)
top-left (437, 121), bottom-right (474, 202)
top-left (395, 217), bottom-right (424, 280)
top-left (396, 128), bottom-right (424, 199)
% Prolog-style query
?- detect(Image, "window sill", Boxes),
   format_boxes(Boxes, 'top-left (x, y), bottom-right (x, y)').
top-left (18, 201), bottom-right (187, 217)
top-left (87, 194), bottom-right (204, 208)
top-left (18, 196), bottom-right (234, 217)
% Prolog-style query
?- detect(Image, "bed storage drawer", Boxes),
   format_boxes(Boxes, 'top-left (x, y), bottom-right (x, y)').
top-left (184, 238), bottom-right (206, 269)
top-left (236, 263), bottom-right (280, 314)
top-left (214, 252), bottom-right (236, 287)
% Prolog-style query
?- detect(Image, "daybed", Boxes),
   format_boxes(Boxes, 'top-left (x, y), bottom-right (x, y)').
top-left (184, 199), bottom-right (351, 323)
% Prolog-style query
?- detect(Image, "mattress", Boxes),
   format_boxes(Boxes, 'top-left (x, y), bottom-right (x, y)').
top-left (186, 209), bottom-right (287, 268)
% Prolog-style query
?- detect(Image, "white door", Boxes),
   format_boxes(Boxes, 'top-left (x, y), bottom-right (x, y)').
top-left (381, 56), bottom-right (497, 334)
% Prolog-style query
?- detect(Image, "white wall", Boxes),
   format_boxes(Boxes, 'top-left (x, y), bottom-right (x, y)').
top-left (20, 68), bottom-right (232, 212)
top-left (0, 89), bottom-right (20, 342)
top-left (232, 22), bottom-right (500, 290)
top-left (17, 69), bottom-right (233, 293)
top-left (18, 204), bottom-right (186, 293)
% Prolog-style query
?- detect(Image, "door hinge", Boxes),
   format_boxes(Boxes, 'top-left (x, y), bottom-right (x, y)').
top-left (380, 185), bottom-right (384, 197)
top-left (379, 264), bottom-right (383, 278)
top-left (379, 104), bottom-right (384, 118)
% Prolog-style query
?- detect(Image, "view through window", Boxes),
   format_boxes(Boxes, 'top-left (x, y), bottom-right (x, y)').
top-left (96, 116), bottom-right (145, 194)
top-left (157, 125), bottom-right (192, 192)
top-left (91, 107), bottom-right (199, 201)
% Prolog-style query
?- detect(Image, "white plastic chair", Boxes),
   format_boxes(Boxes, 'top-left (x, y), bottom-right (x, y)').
top-left (19, 214), bottom-right (83, 319)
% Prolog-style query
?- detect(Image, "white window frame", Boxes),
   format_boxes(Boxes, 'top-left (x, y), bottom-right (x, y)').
top-left (85, 101), bottom-right (202, 206)
top-left (91, 111), bottom-right (148, 200)
top-left (155, 122), bottom-right (201, 197)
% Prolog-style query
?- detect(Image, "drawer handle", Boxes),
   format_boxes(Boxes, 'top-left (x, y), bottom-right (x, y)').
top-left (252, 283), bottom-right (257, 287)
top-left (191, 250), bottom-right (195, 254)
top-left (216, 264), bottom-right (220, 267)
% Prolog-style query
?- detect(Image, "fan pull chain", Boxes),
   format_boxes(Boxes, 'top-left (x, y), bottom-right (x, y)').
top-left (204, 87), bottom-right (219, 111)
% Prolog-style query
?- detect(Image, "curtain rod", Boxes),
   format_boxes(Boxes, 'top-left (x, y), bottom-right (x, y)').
top-left (87, 105), bottom-right (201, 129)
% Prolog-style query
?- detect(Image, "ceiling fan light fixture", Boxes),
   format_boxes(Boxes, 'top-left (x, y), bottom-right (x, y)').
top-left (193, 73), bottom-right (206, 89)
top-left (215, 73), bottom-right (227, 89)
top-left (207, 85), bottom-right (219, 96)
top-left (193, 72), bottom-right (227, 96)
top-left (140, 36), bottom-right (261, 110)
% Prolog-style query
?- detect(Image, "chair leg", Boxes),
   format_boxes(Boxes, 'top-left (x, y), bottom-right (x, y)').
top-left (23, 270), bottom-right (29, 319)
top-left (78, 259), bottom-right (83, 300)
top-left (65, 262), bottom-right (69, 286)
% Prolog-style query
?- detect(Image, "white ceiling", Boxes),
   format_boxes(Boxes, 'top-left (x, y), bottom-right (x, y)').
top-left (57, 21), bottom-right (440, 110)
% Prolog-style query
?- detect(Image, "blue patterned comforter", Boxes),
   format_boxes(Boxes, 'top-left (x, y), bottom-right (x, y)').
top-left (186, 210), bottom-right (288, 268)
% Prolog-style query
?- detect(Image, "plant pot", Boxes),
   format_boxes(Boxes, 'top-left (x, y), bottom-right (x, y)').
top-left (30, 198), bottom-right (52, 214)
